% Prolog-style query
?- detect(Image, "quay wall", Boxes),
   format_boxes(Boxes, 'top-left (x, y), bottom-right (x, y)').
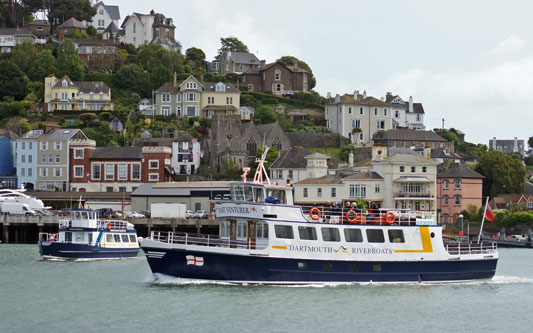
top-left (0, 215), bottom-right (218, 244)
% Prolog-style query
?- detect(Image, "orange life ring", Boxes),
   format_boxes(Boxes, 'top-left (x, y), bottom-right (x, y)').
top-left (107, 222), bottom-right (112, 231)
top-left (48, 234), bottom-right (56, 241)
top-left (346, 210), bottom-right (358, 224)
top-left (385, 211), bottom-right (396, 224)
top-left (309, 207), bottom-right (321, 221)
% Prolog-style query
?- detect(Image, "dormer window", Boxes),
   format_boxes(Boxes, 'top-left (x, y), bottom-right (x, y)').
top-left (90, 92), bottom-right (94, 99)
top-left (185, 82), bottom-right (197, 89)
top-left (62, 80), bottom-right (67, 87)
top-left (100, 92), bottom-right (104, 99)
top-left (215, 82), bottom-right (225, 92)
top-left (80, 92), bottom-right (84, 99)
top-left (275, 70), bottom-right (281, 81)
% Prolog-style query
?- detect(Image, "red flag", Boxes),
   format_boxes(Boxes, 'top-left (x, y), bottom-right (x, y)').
top-left (485, 204), bottom-right (495, 222)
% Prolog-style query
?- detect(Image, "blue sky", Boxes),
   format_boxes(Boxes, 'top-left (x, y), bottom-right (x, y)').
top-left (111, 0), bottom-right (533, 146)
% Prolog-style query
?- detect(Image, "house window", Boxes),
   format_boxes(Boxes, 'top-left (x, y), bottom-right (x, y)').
top-left (176, 94), bottom-right (181, 102)
top-left (359, 107), bottom-right (363, 115)
top-left (21, 155), bottom-right (25, 163)
top-left (349, 184), bottom-right (366, 198)
top-left (207, 97), bottom-right (214, 104)
top-left (162, 94), bottom-right (170, 102)
top-left (55, 141), bottom-right (61, 150)
top-left (275, 70), bottom-right (281, 80)
top-left (55, 155), bottom-right (60, 163)
top-left (454, 195), bottom-right (461, 206)
top-left (226, 97), bottom-right (233, 105)
top-left (443, 180), bottom-right (449, 190)
top-left (317, 188), bottom-right (322, 198)
top-left (21, 168), bottom-right (25, 177)
top-left (22, 142), bottom-right (25, 150)
top-left (352, 119), bottom-right (360, 128)
top-left (131, 163), bottom-right (141, 180)
top-left (28, 168), bottom-right (32, 176)
top-left (149, 160), bottom-right (159, 169)
top-left (28, 155), bottom-right (32, 163)
top-left (133, 22), bottom-right (136, 34)
top-left (331, 188), bottom-right (336, 198)
top-left (395, 110), bottom-right (400, 118)
top-left (348, 107), bottom-right (352, 114)
top-left (40, 168), bottom-right (47, 177)
top-left (92, 164), bottom-right (101, 179)
top-left (99, 9), bottom-right (104, 15)
top-left (74, 149), bottom-right (84, 159)
top-left (149, 173), bottom-right (159, 181)
top-left (176, 106), bottom-right (181, 117)
top-left (105, 164), bottom-right (114, 180)
top-left (41, 142), bottom-right (48, 150)
top-left (288, 170), bottom-right (293, 179)
top-left (384, 109), bottom-right (387, 116)
top-left (400, 166), bottom-right (405, 172)
top-left (377, 120), bottom-right (385, 130)
top-left (161, 106), bottom-right (171, 116)
top-left (246, 139), bottom-right (257, 157)
top-left (374, 108), bottom-right (378, 116)
top-left (443, 214), bottom-right (449, 224)
top-left (443, 195), bottom-right (449, 206)
top-left (187, 106), bottom-right (196, 117)
top-left (106, 186), bottom-right (113, 192)
top-left (411, 166), bottom-right (415, 173)
top-left (118, 164), bottom-right (127, 180)
top-left (74, 166), bottom-right (83, 178)
top-left (42, 155), bottom-right (46, 163)
top-left (272, 83), bottom-right (282, 92)
top-left (55, 168), bottom-right (61, 177)
top-left (375, 184), bottom-right (380, 193)
top-left (454, 180), bottom-right (461, 189)
top-left (359, 133), bottom-right (363, 141)
top-left (48, 155), bottom-right (53, 163)
top-left (303, 188), bottom-right (308, 198)
top-left (422, 166), bottom-right (427, 173)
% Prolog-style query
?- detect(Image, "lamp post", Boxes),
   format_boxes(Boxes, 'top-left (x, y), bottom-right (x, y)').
top-left (459, 214), bottom-right (464, 238)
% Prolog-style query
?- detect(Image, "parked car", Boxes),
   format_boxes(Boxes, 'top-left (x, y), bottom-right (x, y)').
top-left (185, 210), bottom-right (193, 219)
top-left (140, 210), bottom-right (151, 218)
top-left (111, 211), bottom-right (123, 218)
top-left (34, 209), bottom-right (52, 216)
top-left (193, 210), bottom-right (209, 219)
top-left (96, 208), bottom-right (114, 218)
top-left (510, 235), bottom-right (526, 242)
top-left (124, 211), bottom-right (145, 218)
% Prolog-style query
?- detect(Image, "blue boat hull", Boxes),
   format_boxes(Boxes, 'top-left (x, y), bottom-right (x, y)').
top-left (142, 247), bottom-right (498, 283)
top-left (39, 241), bottom-right (139, 260)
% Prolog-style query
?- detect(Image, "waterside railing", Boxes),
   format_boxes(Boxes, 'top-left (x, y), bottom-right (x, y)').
top-left (150, 231), bottom-right (267, 250)
top-left (299, 206), bottom-right (436, 225)
top-left (445, 242), bottom-right (497, 255)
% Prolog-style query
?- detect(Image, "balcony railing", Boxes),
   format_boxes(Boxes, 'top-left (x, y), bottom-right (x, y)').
top-left (394, 192), bottom-right (433, 198)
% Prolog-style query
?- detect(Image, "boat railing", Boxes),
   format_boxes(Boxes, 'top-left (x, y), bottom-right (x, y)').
top-left (445, 242), bottom-right (497, 255)
top-left (150, 231), bottom-right (267, 250)
top-left (97, 220), bottom-right (129, 231)
top-left (299, 206), bottom-right (436, 226)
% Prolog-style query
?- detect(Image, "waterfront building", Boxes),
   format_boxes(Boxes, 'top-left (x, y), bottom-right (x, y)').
top-left (16, 130), bottom-right (43, 190)
top-left (207, 51), bottom-right (262, 75)
top-left (172, 134), bottom-right (201, 175)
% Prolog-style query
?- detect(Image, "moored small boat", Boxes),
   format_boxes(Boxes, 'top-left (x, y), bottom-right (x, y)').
top-left (38, 209), bottom-right (139, 261)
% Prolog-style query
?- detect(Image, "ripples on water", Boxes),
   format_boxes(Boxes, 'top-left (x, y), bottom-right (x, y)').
top-left (1, 245), bottom-right (532, 333)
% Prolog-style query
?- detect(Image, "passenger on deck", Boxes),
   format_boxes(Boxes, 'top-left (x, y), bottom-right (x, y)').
top-left (367, 202), bottom-right (379, 224)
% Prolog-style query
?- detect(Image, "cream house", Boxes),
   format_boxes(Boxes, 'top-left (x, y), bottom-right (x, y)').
top-left (44, 75), bottom-right (113, 112)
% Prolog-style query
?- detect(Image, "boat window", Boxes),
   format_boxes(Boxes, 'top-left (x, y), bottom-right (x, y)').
top-left (388, 230), bottom-right (405, 243)
top-left (244, 186), bottom-right (253, 201)
top-left (254, 188), bottom-right (265, 202)
top-left (321, 227), bottom-right (341, 242)
top-left (75, 232), bottom-right (85, 242)
top-left (121, 234), bottom-right (129, 243)
top-left (344, 229), bottom-right (363, 242)
top-left (257, 222), bottom-right (268, 239)
top-left (366, 229), bottom-right (385, 243)
top-left (220, 220), bottom-right (230, 237)
top-left (106, 234), bottom-right (114, 242)
top-left (298, 226), bottom-right (317, 240)
top-left (274, 225), bottom-right (294, 239)
top-left (129, 235), bottom-right (137, 243)
top-left (234, 186), bottom-right (245, 201)
top-left (323, 263), bottom-right (333, 271)
top-left (113, 234), bottom-right (121, 242)
top-left (237, 221), bottom-right (247, 238)
top-left (88, 233), bottom-right (93, 244)
top-left (65, 232), bottom-right (72, 242)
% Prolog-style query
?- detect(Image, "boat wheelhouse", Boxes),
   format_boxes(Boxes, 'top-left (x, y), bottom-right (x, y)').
top-left (38, 209), bottom-right (139, 261)
top-left (140, 149), bottom-right (498, 284)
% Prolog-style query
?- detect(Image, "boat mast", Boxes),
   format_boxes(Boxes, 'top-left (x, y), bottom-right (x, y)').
top-left (252, 146), bottom-right (271, 185)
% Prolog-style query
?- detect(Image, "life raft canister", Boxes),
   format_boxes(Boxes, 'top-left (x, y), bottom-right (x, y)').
top-left (107, 222), bottom-right (112, 230)
top-left (48, 234), bottom-right (56, 241)
top-left (385, 211), bottom-right (396, 224)
top-left (346, 210), bottom-right (358, 224)
top-left (309, 207), bottom-right (321, 221)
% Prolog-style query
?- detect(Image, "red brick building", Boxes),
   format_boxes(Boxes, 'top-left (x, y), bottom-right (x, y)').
top-left (69, 146), bottom-right (172, 192)
top-left (239, 61), bottom-right (308, 96)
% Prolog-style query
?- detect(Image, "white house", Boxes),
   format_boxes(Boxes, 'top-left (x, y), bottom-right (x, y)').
top-left (89, 1), bottom-right (121, 35)
top-left (138, 98), bottom-right (154, 115)
top-left (172, 134), bottom-right (201, 175)
top-left (270, 147), bottom-right (330, 185)
top-left (385, 93), bottom-right (425, 130)
top-left (121, 10), bottom-right (181, 51)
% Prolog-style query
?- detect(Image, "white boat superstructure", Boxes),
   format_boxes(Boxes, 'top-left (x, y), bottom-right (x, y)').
top-left (0, 189), bottom-right (50, 210)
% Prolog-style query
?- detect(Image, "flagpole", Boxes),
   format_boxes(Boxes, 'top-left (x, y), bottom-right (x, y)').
top-left (477, 196), bottom-right (490, 244)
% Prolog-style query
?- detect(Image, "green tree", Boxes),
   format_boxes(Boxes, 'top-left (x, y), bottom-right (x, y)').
top-left (18, 117), bottom-right (31, 134)
top-left (58, 54), bottom-right (84, 81)
top-left (136, 43), bottom-right (184, 74)
top-left (439, 129), bottom-right (460, 148)
top-left (83, 121), bottom-right (117, 146)
top-left (57, 39), bottom-right (77, 64)
top-left (149, 65), bottom-right (173, 91)
top-left (114, 64), bottom-right (151, 97)
top-left (41, 0), bottom-right (96, 32)
top-left (253, 105), bottom-right (277, 124)
top-left (0, 60), bottom-right (27, 100)
top-left (34, 49), bottom-right (57, 81)
top-left (0, 0), bottom-right (41, 28)
top-left (277, 55), bottom-right (317, 90)
top-left (86, 25), bottom-right (98, 36)
top-left (11, 39), bottom-right (37, 79)
top-left (477, 150), bottom-right (526, 197)
top-left (218, 36), bottom-right (249, 56)
top-left (185, 47), bottom-right (206, 71)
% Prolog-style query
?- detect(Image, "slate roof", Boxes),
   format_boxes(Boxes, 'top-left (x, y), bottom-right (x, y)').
top-left (58, 17), bottom-right (86, 29)
top-left (203, 82), bottom-right (240, 93)
top-left (255, 123), bottom-right (277, 137)
top-left (221, 51), bottom-right (260, 64)
top-left (90, 147), bottom-right (143, 160)
top-left (286, 132), bottom-right (349, 148)
top-left (75, 81), bottom-right (110, 93)
top-left (103, 22), bottom-right (122, 34)
top-left (381, 129), bottom-right (447, 142)
top-left (71, 38), bottom-right (119, 46)
top-left (155, 83), bottom-right (179, 93)
top-left (431, 148), bottom-right (463, 160)
top-left (438, 163), bottom-right (484, 179)
top-left (152, 13), bottom-right (175, 28)
top-left (23, 20), bottom-right (49, 26)
top-left (174, 133), bottom-right (196, 142)
top-left (327, 94), bottom-right (391, 107)
top-left (293, 174), bottom-right (343, 185)
top-left (40, 129), bottom-right (85, 141)
top-left (132, 181), bottom-right (231, 197)
top-left (270, 147), bottom-right (312, 169)
top-left (363, 96), bottom-right (391, 107)
top-left (409, 102), bottom-right (425, 114)
top-left (0, 27), bottom-right (33, 35)
top-left (96, 2), bottom-right (120, 20)
top-left (343, 171), bottom-right (383, 180)
top-left (374, 153), bottom-right (439, 165)
top-left (305, 152), bottom-right (330, 159)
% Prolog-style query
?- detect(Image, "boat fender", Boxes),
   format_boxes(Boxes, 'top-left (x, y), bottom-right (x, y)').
top-left (385, 211), bottom-right (396, 224)
top-left (346, 210), bottom-right (358, 224)
top-left (107, 222), bottom-right (112, 231)
top-left (309, 207), bottom-right (321, 221)
top-left (48, 234), bottom-right (56, 241)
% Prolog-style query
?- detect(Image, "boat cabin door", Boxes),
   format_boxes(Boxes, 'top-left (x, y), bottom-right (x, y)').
top-left (247, 220), bottom-right (256, 250)
top-left (230, 220), bottom-right (237, 248)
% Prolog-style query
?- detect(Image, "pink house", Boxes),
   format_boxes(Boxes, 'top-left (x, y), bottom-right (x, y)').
top-left (437, 163), bottom-right (484, 224)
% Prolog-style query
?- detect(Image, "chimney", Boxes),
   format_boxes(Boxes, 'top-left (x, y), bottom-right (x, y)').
top-left (260, 59), bottom-right (266, 67)
top-left (59, 31), bottom-right (64, 42)
top-left (334, 94), bottom-right (340, 104)
top-left (424, 147), bottom-right (431, 159)
top-left (386, 92), bottom-right (392, 97)
top-left (349, 152), bottom-right (354, 167)
top-left (150, 9), bottom-right (155, 15)
top-left (326, 92), bottom-right (331, 98)
top-left (363, 90), bottom-right (367, 98)
top-left (514, 137), bottom-right (518, 152)
top-left (493, 137), bottom-right (497, 149)
top-left (409, 96), bottom-right (414, 113)
top-left (372, 145), bottom-right (387, 161)
top-left (173, 72), bottom-right (177, 87)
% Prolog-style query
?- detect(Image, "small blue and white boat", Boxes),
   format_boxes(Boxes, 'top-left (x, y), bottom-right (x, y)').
top-left (38, 209), bottom-right (139, 261)
top-left (140, 149), bottom-right (498, 284)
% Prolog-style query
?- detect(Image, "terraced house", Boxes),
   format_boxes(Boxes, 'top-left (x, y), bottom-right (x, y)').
top-left (154, 75), bottom-right (240, 118)
top-left (44, 74), bottom-right (114, 112)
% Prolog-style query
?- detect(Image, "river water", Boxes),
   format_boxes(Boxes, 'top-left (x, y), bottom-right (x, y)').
top-left (1, 245), bottom-right (532, 332)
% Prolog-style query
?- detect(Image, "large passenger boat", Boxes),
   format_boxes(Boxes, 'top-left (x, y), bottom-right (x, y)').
top-left (0, 188), bottom-right (50, 210)
top-left (140, 150), bottom-right (498, 284)
top-left (38, 209), bottom-right (139, 261)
